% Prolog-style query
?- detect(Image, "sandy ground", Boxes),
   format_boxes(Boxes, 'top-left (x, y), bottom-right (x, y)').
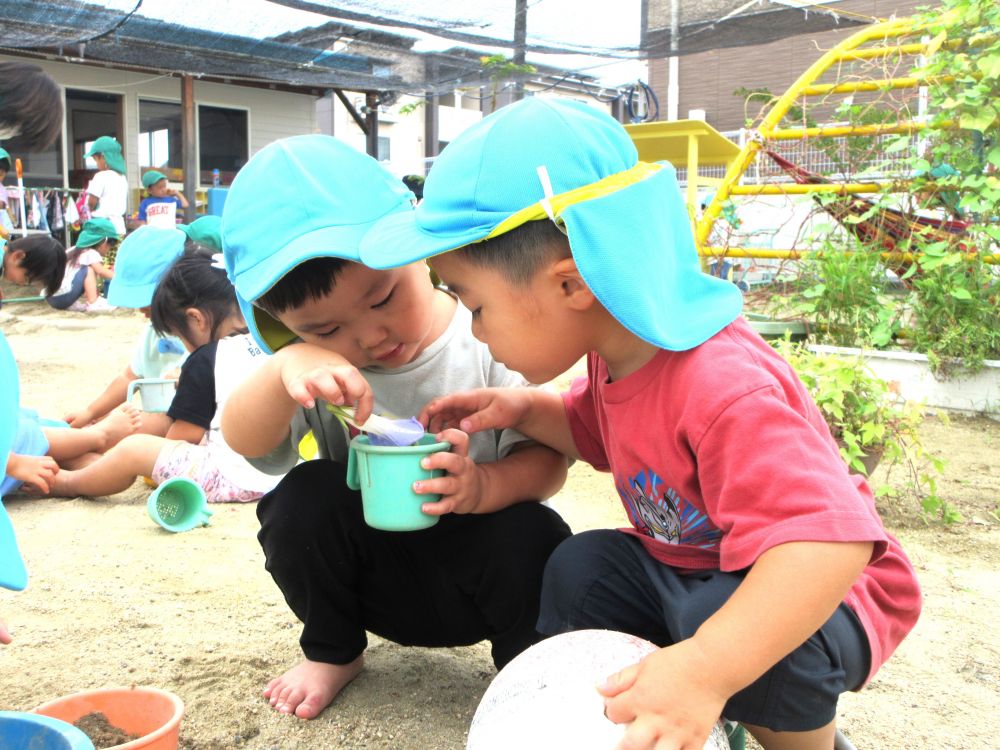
top-left (0, 292), bottom-right (998, 750)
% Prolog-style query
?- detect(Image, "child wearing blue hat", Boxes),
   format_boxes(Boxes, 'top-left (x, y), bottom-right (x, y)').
top-left (62, 226), bottom-right (189, 435)
top-left (220, 134), bottom-right (571, 720)
top-left (361, 98), bottom-right (922, 750)
top-left (1, 330), bottom-right (28, 642)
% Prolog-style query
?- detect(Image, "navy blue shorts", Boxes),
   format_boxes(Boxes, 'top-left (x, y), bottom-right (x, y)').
top-left (46, 266), bottom-right (88, 310)
top-left (537, 529), bottom-right (870, 732)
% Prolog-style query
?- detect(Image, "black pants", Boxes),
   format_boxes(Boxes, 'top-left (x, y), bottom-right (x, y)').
top-left (538, 530), bottom-right (871, 732)
top-left (257, 459), bottom-right (572, 670)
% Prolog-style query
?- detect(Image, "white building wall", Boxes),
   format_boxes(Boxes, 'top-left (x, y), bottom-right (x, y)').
top-left (0, 53), bottom-right (318, 196)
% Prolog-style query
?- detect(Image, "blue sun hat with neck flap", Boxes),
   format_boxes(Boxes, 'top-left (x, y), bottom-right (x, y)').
top-left (107, 225), bottom-right (186, 308)
top-left (360, 98), bottom-right (742, 351)
top-left (222, 134), bottom-right (416, 354)
top-left (0, 331), bottom-right (28, 591)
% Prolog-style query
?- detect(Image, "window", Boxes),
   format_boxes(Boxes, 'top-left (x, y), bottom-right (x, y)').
top-left (138, 100), bottom-right (182, 172)
top-left (0, 132), bottom-right (63, 188)
top-left (377, 136), bottom-right (391, 162)
top-left (199, 105), bottom-right (248, 186)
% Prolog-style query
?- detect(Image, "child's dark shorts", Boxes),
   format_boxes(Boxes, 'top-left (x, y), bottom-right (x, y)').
top-left (537, 529), bottom-right (871, 732)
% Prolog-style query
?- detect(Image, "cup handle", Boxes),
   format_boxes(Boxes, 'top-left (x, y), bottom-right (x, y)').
top-left (345, 442), bottom-right (360, 490)
top-left (126, 380), bottom-right (138, 404)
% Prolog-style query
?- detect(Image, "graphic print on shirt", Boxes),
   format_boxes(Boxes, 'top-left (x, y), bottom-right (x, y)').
top-left (621, 470), bottom-right (722, 549)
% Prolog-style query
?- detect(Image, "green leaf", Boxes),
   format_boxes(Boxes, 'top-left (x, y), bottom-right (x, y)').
top-left (949, 288), bottom-right (973, 299)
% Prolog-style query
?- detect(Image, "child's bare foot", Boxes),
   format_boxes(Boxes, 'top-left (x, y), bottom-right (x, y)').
top-left (262, 655), bottom-right (363, 719)
top-left (91, 405), bottom-right (142, 450)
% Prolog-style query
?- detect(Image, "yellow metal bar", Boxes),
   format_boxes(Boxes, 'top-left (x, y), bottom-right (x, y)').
top-left (729, 182), bottom-right (884, 196)
top-left (700, 247), bottom-right (997, 264)
top-left (800, 76), bottom-right (949, 96)
top-left (686, 132), bottom-right (699, 224)
top-left (833, 42), bottom-right (929, 61)
top-left (696, 19), bottom-right (916, 248)
top-left (768, 120), bottom-right (937, 139)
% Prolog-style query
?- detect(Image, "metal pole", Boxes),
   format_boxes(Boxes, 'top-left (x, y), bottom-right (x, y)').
top-left (181, 75), bottom-right (197, 222)
top-left (365, 91), bottom-right (379, 159)
top-left (424, 61), bottom-right (440, 174)
top-left (513, 0), bottom-right (527, 102)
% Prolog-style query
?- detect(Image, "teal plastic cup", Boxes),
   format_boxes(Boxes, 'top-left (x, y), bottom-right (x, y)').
top-left (147, 477), bottom-right (213, 532)
top-left (346, 434), bottom-right (450, 531)
top-left (126, 377), bottom-right (176, 413)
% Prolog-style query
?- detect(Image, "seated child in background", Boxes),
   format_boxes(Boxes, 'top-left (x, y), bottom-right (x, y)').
top-left (1, 234), bottom-right (65, 302)
top-left (63, 226), bottom-right (188, 433)
top-left (361, 99), bottom-right (922, 750)
top-left (220, 134), bottom-right (571, 719)
top-left (45, 218), bottom-right (118, 312)
top-left (4, 405), bottom-right (140, 494)
top-left (135, 170), bottom-right (188, 228)
top-left (51, 249), bottom-right (278, 503)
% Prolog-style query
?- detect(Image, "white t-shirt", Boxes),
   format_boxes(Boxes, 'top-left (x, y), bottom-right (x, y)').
top-left (86, 170), bottom-right (129, 235)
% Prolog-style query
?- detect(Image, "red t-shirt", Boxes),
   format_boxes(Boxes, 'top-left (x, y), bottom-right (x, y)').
top-left (562, 317), bottom-right (921, 683)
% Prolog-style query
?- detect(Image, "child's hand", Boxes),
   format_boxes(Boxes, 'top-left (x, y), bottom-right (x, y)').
top-left (277, 344), bottom-right (375, 423)
top-left (6, 453), bottom-right (60, 493)
top-left (412, 428), bottom-right (486, 515)
top-left (599, 640), bottom-right (730, 750)
top-left (420, 388), bottom-right (531, 435)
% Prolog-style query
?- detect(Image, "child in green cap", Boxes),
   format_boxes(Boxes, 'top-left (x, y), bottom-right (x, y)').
top-left (135, 170), bottom-right (188, 228)
top-left (45, 218), bottom-right (118, 312)
top-left (84, 136), bottom-right (129, 236)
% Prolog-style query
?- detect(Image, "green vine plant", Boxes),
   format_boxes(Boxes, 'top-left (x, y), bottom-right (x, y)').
top-left (480, 54), bottom-right (537, 111)
top-left (773, 339), bottom-right (955, 524)
top-left (792, 235), bottom-right (900, 347)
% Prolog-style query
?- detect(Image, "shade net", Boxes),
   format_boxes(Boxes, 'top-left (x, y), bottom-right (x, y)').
top-left (0, 0), bottom-right (872, 94)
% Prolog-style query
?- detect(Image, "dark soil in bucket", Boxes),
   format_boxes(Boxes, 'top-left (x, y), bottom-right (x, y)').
top-left (74, 711), bottom-right (141, 749)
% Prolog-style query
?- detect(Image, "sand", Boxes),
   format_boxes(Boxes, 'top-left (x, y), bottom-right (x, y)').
top-left (1, 293), bottom-right (998, 749)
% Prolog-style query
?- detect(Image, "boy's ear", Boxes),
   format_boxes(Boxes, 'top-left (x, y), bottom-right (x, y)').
top-left (549, 257), bottom-right (596, 311)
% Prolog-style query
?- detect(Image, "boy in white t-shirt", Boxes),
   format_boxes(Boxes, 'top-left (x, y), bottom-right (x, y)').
top-left (85, 136), bottom-right (129, 236)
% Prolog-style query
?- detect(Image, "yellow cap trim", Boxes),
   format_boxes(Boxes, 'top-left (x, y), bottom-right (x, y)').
top-left (486, 161), bottom-right (665, 240)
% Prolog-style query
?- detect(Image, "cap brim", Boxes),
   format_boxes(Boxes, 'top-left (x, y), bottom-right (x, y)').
top-left (233, 222), bottom-right (373, 303)
top-left (107, 281), bottom-right (157, 309)
top-left (359, 209), bottom-right (491, 270)
top-left (0, 501), bottom-right (27, 591)
top-left (237, 293), bottom-right (299, 355)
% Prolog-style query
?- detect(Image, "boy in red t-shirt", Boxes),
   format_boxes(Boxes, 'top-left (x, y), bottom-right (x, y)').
top-left (360, 99), bottom-right (921, 750)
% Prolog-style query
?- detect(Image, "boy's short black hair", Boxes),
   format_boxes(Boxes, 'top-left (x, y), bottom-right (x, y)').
top-left (450, 219), bottom-right (571, 286)
top-left (255, 256), bottom-right (349, 316)
top-left (0, 157), bottom-right (9, 173)
top-left (0, 62), bottom-right (63, 151)
top-left (7, 235), bottom-right (67, 296)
